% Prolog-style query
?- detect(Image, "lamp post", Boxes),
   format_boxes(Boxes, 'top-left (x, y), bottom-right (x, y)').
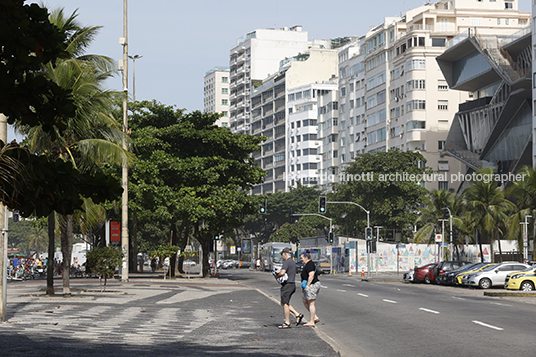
top-left (128, 54), bottom-right (142, 102)
top-left (120, 0), bottom-right (129, 282)
top-left (521, 215), bottom-right (532, 262)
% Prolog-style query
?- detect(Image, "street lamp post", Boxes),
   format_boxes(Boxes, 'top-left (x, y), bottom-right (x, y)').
top-left (374, 226), bottom-right (382, 275)
top-left (521, 215), bottom-right (532, 262)
top-left (443, 207), bottom-right (453, 260)
top-left (128, 54), bottom-right (142, 102)
top-left (120, 0), bottom-right (129, 282)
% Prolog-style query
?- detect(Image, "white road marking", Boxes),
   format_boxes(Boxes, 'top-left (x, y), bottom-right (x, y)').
top-left (343, 284), bottom-right (355, 287)
top-left (419, 308), bottom-right (440, 314)
top-left (357, 293), bottom-right (369, 298)
top-left (490, 302), bottom-right (512, 307)
top-left (322, 286), bottom-right (329, 289)
top-left (472, 320), bottom-right (504, 331)
top-left (383, 299), bottom-right (397, 304)
top-left (452, 296), bottom-right (466, 300)
top-left (336, 289), bottom-right (347, 293)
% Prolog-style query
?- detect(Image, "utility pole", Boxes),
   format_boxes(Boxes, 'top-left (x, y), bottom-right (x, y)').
top-left (374, 226), bottom-right (382, 275)
top-left (444, 207), bottom-right (453, 260)
top-left (0, 114), bottom-right (7, 321)
top-left (120, 0), bottom-right (129, 282)
top-left (521, 215), bottom-right (532, 262)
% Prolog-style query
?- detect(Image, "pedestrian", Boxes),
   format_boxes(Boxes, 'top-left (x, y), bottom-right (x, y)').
top-left (273, 247), bottom-right (304, 329)
top-left (256, 258), bottom-right (261, 272)
top-left (150, 257), bottom-right (157, 273)
top-left (300, 249), bottom-right (321, 327)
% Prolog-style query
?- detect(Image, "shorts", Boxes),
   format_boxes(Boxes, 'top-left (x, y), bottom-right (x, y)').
top-left (280, 282), bottom-right (296, 305)
top-left (302, 281), bottom-right (321, 301)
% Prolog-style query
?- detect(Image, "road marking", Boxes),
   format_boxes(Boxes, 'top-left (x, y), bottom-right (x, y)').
top-left (383, 299), bottom-right (397, 304)
top-left (357, 293), bottom-right (369, 298)
top-left (472, 320), bottom-right (504, 331)
top-left (336, 289), bottom-right (347, 293)
top-left (452, 296), bottom-right (466, 300)
top-left (490, 302), bottom-right (512, 307)
top-left (322, 286), bottom-right (328, 289)
top-left (419, 308), bottom-right (440, 314)
top-left (343, 284), bottom-right (355, 287)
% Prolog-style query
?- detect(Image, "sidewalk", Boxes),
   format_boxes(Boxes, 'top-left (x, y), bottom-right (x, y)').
top-left (0, 274), bottom-right (339, 357)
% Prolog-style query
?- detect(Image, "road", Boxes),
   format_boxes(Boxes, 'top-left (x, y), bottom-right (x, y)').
top-left (222, 268), bottom-right (536, 357)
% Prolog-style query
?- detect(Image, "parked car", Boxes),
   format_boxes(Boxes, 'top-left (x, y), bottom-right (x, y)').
top-left (440, 262), bottom-right (483, 285)
top-left (413, 263), bottom-right (438, 283)
top-left (456, 263), bottom-right (497, 285)
top-left (314, 259), bottom-right (331, 274)
top-left (463, 262), bottom-right (530, 289)
top-left (505, 266), bottom-right (536, 291)
top-left (432, 261), bottom-right (471, 284)
top-left (183, 260), bottom-right (196, 267)
top-left (403, 269), bottom-right (414, 282)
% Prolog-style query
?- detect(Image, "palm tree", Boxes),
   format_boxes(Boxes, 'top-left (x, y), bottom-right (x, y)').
top-left (414, 190), bottom-right (459, 243)
top-left (506, 166), bottom-right (536, 259)
top-left (20, 8), bottom-right (132, 296)
top-left (463, 167), bottom-right (515, 263)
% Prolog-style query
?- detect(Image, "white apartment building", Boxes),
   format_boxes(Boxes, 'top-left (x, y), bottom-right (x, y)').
top-left (229, 26), bottom-right (309, 136)
top-left (286, 81), bottom-right (338, 190)
top-left (203, 67), bottom-right (230, 128)
top-left (337, 0), bottom-right (530, 192)
top-left (250, 48), bottom-right (339, 194)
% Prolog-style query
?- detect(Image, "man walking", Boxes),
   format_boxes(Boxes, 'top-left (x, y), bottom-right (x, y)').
top-left (274, 247), bottom-right (304, 329)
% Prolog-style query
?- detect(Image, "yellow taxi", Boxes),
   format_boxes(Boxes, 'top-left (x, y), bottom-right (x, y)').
top-left (456, 263), bottom-right (496, 285)
top-left (505, 266), bottom-right (536, 291)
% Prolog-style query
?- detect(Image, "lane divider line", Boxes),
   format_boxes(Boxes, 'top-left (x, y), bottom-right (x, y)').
top-left (419, 308), bottom-right (440, 314)
top-left (343, 284), bottom-right (355, 287)
top-left (357, 293), bottom-right (369, 298)
top-left (472, 320), bottom-right (504, 331)
top-left (452, 296), bottom-right (466, 300)
top-left (383, 299), bottom-right (397, 304)
top-left (337, 289), bottom-right (347, 292)
top-left (490, 302), bottom-right (512, 307)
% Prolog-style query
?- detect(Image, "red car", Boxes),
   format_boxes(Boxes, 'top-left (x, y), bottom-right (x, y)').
top-left (413, 263), bottom-right (438, 283)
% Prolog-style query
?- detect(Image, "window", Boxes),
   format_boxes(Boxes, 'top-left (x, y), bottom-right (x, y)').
top-left (222, 88), bottom-right (228, 94)
top-left (222, 99), bottom-right (228, 105)
top-left (438, 120), bottom-right (449, 131)
top-left (431, 38), bottom-right (445, 47)
top-left (438, 100), bottom-right (448, 110)
top-left (341, 87), bottom-right (346, 97)
top-left (288, 93), bottom-right (295, 102)
top-left (407, 120), bottom-right (426, 130)
top-left (505, 1), bottom-right (513, 9)
top-left (222, 111), bottom-right (228, 117)
top-left (438, 160), bottom-right (449, 171)
top-left (221, 77), bottom-right (228, 83)
top-left (407, 100), bottom-right (426, 111)
top-left (438, 181), bottom-right (448, 191)
top-left (406, 59), bottom-right (426, 71)
top-left (438, 80), bottom-right (448, 90)
top-left (438, 140), bottom-right (446, 150)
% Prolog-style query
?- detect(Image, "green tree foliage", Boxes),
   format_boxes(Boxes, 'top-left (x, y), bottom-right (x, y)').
top-left (243, 184), bottom-right (321, 243)
top-left (0, 0), bottom-right (74, 134)
top-left (128, 101), bottom-right (265, 277)
top-left (86, 246), bottom-right (123, 292)
top-left (269, 221), bottom-right (316, 244)
top-left (331, 150), bottom-right (430, 239)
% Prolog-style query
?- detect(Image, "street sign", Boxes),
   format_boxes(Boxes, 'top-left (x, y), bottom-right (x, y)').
top-left (435, 234), bottom-right (442, 243)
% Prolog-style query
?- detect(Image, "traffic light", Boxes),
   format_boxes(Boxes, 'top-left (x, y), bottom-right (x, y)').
top-left (318, 196), bottom-right (326, 214)
top-left (367, 240), bottom-right (377, 253)
top-left (12, 210), bottom-right (19, 223)
top-left (329, 231), bottom-right (334, 244)
top-left (259, 199), bottom-right (267, 214)
top-left (214, 235), bottom-right (220, 241)
top-left (365, 227), bottom-right (373, 240)
top-left (443, 207), bottom-right (449, 219)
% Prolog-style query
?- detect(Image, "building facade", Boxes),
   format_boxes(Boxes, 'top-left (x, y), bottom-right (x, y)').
top-left (335, 0), bottom-right (529, 192)
top-left (203, 67), bottom-right (230, 128)
top-left (229, 26), bottom-right (309, 136)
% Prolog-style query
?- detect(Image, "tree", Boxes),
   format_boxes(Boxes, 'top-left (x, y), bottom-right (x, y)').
top-left (463, 167), bottom-right (515, 262)
top-left (414, 190), bottom-right (460, 243)
top-left (86, 246), bottom-right (123, 292)
top-left (128, 101), bottom-right (265, 277)
top-left (20, 7), bottom-right (130, 296)
top-left (331, 150), bottom-right (430, 240)
top-left (269, 221), bottom-right (316, 244)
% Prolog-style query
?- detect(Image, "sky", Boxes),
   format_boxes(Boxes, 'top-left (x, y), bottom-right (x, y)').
top-left (32, 0), bottom-right (532, 114)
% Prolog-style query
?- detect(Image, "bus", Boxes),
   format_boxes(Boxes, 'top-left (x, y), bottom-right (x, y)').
top-left (260, 242), bottom-right (292, 272)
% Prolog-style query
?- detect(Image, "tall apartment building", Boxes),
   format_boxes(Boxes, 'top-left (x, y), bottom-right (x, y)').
top-left (229, 26), bottom-right (309, 135)
top-left (533, 0), bottom-right (536, 168)
top-left (335, 0), bottom-right (530, 192)
top-left (250, 48), bottom-right (339, 194)
top-left (203, 67), bottom-right (230, 128)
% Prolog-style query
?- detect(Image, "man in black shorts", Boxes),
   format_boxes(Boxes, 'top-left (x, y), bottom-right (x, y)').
top-left (274, 247), bottom-right (304, 329)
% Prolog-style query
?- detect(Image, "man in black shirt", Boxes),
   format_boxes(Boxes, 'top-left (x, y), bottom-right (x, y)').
top-left (274, 247), bottom-right (304, 328)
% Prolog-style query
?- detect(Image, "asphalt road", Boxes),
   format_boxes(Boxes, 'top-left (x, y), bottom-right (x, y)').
top-left (222, 268), bottom-right (536, 357)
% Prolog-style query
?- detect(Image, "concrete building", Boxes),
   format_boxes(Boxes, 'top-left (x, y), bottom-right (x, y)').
top-left (336, 0), bottom-right (530, 192)
top-left (229, 26), bottom-right (309, 136)
top-left (203, 67), bottom-right (230, 128)
top-left (250, 48), bottom-right (339, 194)
top-left (533, 0), bottom-right (536, 168)
top-left (437, 24), bottom-right (532, 191)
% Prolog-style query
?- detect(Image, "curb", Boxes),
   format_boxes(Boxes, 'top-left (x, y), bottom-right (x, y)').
top-left (484, 291), bottom-right (536, 297)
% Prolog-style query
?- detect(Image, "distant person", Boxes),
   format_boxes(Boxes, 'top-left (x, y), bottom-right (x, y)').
top-left (150, 257), bottom-right (157, 272)
top-left (300, 249), bottom-right (321, 327)
top-left (12, 257), bottom-right (20, 269)
top-left (256, 258), bottom-right (261, 272)
top-left (273, 247), bottom-right (304, 329)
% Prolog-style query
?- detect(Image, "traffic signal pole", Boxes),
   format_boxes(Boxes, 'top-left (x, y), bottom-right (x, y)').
top-left (326, 201), bottom-right (371, 277)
